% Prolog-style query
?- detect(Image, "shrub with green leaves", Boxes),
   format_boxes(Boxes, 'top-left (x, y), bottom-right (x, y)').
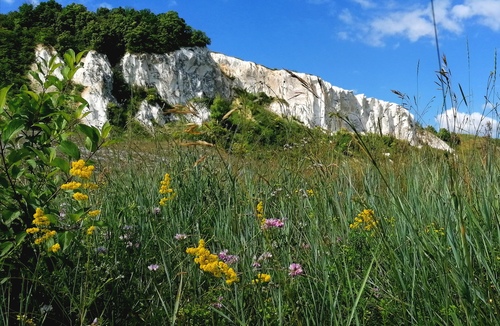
top-left (0, 49), bottom-right (112, 324)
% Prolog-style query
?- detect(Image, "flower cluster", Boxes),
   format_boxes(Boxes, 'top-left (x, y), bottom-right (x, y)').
top-left (425, 222), bottom-right (445, 236)
top-left (349, 209), bottom-right (377, 231)
top-left (61, 160), bottom-right (97, 202)
top-left (218, 249), bottom-right (239, 265)
top-left (26, 208), bottom-right (60, 252)
top-left (69, 159), bottom-right (94, 179)
top-left (256, 201), bottom-right (286, 230)
top-left (252, 273), bottom-right (271, 284)
top-left (296, 188), bottom-right (314, 198)
top-left (252, 251), bottom-right (272, 269)
top-left (256, 201), bottom-right (264, 221)
top-left (158, 173), bottom-right (176, 206)
top-left (59, 160), bottom-right (100, 234)
top-left (186, 239), bottom-right (239, 285)
top-left (261, 218), bottom-right (285, 230)
top-left (289, 263), bottom-right (304, 277)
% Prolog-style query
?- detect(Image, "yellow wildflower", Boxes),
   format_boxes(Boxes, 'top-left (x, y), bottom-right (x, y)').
top-left (88, 210), bottom-right (101, 217)
top-left (86, 226), bottom-right (96, 235)
top-left (26, 227), bottom-right (40, 234)
top-left (60, 181), bottom-right (82, 190)
top-left (186, 239), bottom-right (239, 284)
top-left (83, 182), bottom-right (99, 190)
top-left (306, 189), bottom-right (314, 196)
top-left (252, 273), bottom-right (271, 284)
top-left (70, 159), bottom-right (94, 179)
top-left (159, 196), bottom-right (175, 206)
top-left (34, 229), bottom-right (57, 245)
top-left (159, 173), bottom-right (174, 194)
top-left (158, 173), bottom-right (175, 205)
top-left (256, 201), bottom-right (264, 223)
top-left (350, 209), bottom-right (377, 231)
top-left (32, 208), bottom-right (50, 227)
top-left (73, 192), bottom-right (89, 201)
top-left (50, 243), bottom-right (61, 253)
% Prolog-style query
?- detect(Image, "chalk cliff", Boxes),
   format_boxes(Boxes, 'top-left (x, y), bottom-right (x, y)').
top-left (34, 46), bottom-right (449, 150)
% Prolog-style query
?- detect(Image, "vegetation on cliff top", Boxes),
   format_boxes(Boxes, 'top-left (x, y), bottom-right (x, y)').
top-left (0, 0), bottom-right (210, 89)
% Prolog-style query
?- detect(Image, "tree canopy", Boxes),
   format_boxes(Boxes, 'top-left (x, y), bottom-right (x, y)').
top-left (0, 0), bottom-right (211, 88)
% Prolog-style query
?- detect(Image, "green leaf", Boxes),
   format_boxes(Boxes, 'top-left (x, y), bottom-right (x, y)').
top-left (48, 147), bottom-right (56, 163)
top-left (51, 157), bottom-right (70, 173)
top-left (101, 121), bottom-right (112, 139)
top-left (0, 84), bottom-right (12, 114)
top-left (2, 119), bottom-right (24, 143)
top-left (32, 123), bottom-right (53, 136)
top-left (30, 147), bottom-right (49, 164)
top-left (46, 214), bottom-right (59, 225)
top-left (0, 242), bottom-right (14, 258)
top-left (59, 140), bottom-right (80, 160)
top-left (64, 49), bottom-right (76, 69)
top-left (7, 148), bottom-right (31, 164)
top-left (29, 71), bottom-right (44, 87)
top-left (59, 231), bottom-right (75, 251)
top-left (8, 164), bottom-right (23, 179)
top-left (15, 232), bottom-right (27, 245)
top-left (2, 211), bottom-right (20, 226)
top-left (77, 124), bottom-right (100, 152)
top-left (75, 50), bottom-right (88, 65)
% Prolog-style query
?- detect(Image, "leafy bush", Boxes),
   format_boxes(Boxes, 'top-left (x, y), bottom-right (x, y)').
top-left (0, 49), bottom-right (112, 324)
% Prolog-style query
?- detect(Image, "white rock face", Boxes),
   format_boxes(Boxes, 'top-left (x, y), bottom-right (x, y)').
top-left (33, 46), bottom-right (450, 150)
top-left (73, 51), bottom-right (115, 128)
top-left (121, 48), bottom-right (231, 104)
top-left (211, 52), bottom-right (417, 144)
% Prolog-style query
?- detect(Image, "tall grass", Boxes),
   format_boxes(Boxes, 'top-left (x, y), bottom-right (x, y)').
top-left (6, 128), bottom-right (498, 325)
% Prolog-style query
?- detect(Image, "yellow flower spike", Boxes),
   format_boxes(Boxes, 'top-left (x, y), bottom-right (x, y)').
top-left (26, 227), bottom-right (40, 234)
top-left (252, 273), bottom-right (271, 284)
top-left (86, 226), bottom-right (96, 235)
top-left (50, 243), bottom-right (61, 253)
top-left (61, 181), bottom-right (82, 190)
top-left (83, 182), bottom-right (99, 190)
top-left (88, 210), bottom-right (101, 217)
top-left (70, 159), bottom-right (94, 179)
top-left (73, 192), bottom-right (89, 201)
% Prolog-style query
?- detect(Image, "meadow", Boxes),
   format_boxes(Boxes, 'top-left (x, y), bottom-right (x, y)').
top-left (1, 50), bottom-right (500, 326)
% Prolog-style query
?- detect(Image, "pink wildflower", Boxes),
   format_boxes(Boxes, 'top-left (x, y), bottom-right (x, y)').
top-left (148, 264), bottom-right (160, 271)
top-left (289, 263), bottom-right (304, 277)
top-left (218, 249), bottom-right (239, 264)
top-left (262, 218), bottom-right (285, 230)
top-left (174, 233), bottom-right (187, 240)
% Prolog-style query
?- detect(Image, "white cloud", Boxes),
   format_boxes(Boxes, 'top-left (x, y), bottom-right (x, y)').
top-left (369, 8), bottom-right (435, 45)
top-left (436, 108), bottom-right (499, 136)
top-left (339, 0), bottom-right (500, 46)
top-left (451, 0), bottom-right (500, 31)
top-left (352, 0), bottom-right (376, 9)
top-left (339, 8), bottom-right (353, 24)
top-left (1, 0), bottom-right (15, 4)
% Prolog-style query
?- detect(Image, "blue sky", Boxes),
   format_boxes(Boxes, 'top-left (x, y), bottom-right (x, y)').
top-left (1, 0), bottom-right (500, 133)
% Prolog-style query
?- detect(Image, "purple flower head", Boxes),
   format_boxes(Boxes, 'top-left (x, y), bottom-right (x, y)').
top-left (174, 233), bottom-right (187, 241)
top-left (258, 252), bottom-right (273, 261)
top-left (261, 218), bottom-right (285, 230)
top-left (148, 264), bottom-right (160, 271)
top-left (288, 263), bottom-right (304, 277)
top-left (218, 249), bottom-right (239, 265)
